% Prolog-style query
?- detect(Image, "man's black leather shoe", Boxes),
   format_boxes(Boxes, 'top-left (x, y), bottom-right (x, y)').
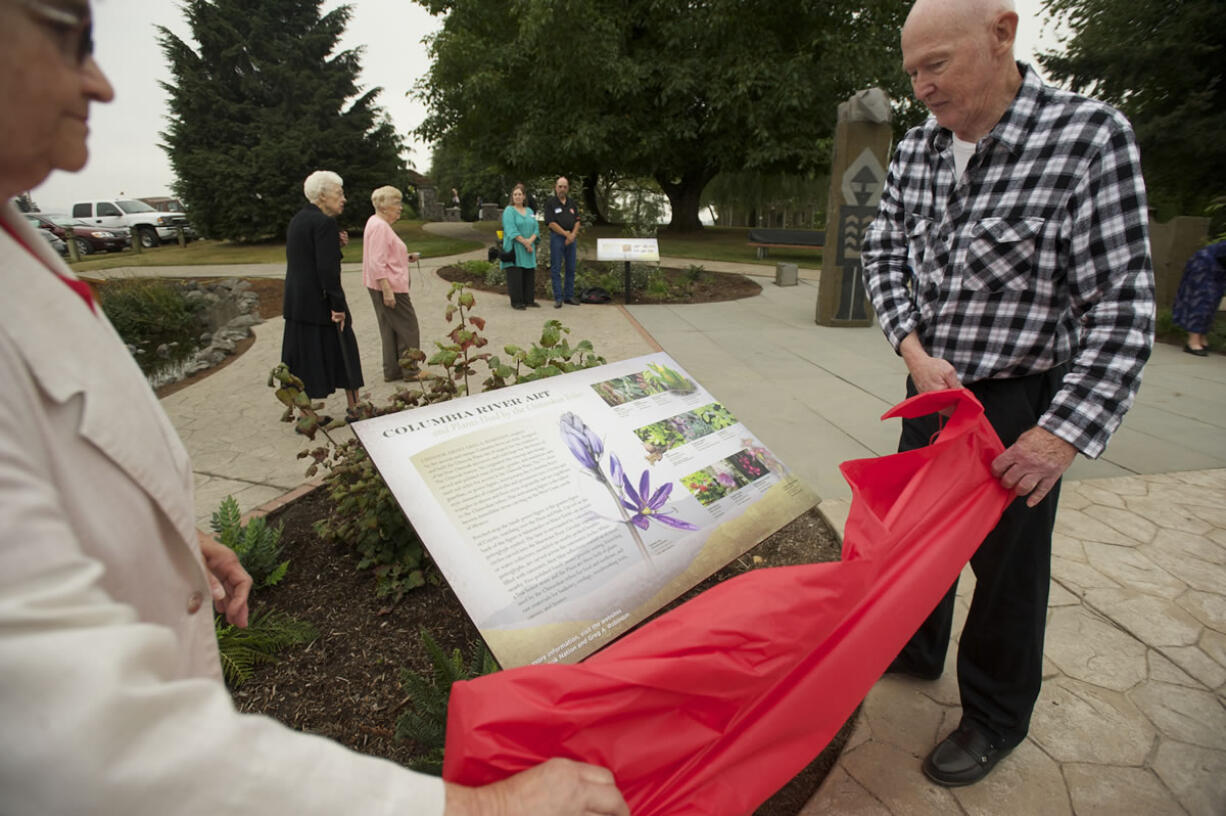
top-left (922, 724), bottom-right (1012, 786)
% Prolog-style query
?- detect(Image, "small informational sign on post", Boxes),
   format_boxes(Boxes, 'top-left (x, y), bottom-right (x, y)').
top-left (596, 239), bottom-right (660, 304)
top-left (353, 352), bottom-right (816, 668)
top-left (596, 238), bottom-right (660, 262)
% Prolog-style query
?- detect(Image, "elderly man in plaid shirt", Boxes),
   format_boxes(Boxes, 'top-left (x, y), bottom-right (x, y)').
top-left (862, 0), bottom-right (1154, 788)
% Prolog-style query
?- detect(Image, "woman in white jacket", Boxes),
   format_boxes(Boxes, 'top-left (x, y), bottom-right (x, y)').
top-left (0, 2), bottom-right (626, 815)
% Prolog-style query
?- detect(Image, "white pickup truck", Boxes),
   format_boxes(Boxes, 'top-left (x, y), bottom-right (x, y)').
top-left (70, 199), bottom-right (196, 248)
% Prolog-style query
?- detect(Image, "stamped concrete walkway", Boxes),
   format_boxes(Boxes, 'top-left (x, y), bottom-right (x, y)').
top-left (121, 244), bottom-right (1225, 815)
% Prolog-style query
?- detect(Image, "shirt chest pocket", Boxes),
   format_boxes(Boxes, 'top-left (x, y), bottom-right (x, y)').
top-left (963, 217), bottom-right (1047, 293)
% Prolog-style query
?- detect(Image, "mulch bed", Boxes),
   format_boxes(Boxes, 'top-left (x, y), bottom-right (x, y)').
top-left (438, 264), bottom-right (763, 305)
top-left (236, 486), bottom-right (853, 813)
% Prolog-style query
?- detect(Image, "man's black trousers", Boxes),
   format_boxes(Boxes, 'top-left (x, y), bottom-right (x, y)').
top-left (893, 366), bottom-right (1067, 748)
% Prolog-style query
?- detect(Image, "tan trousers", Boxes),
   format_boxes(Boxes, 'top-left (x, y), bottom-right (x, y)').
top-left (367, 288), bottom-right (420, 380)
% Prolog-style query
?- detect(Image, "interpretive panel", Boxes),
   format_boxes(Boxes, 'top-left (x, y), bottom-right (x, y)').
top-left (353, 352), bottom-right (816, 667)
top-left (596, 237), bottom-right (660, 262)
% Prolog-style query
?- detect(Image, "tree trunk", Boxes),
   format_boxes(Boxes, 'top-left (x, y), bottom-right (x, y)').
top-left (657, 169), bottom-right (713, 233)
top-left (581, 172), bottom-right (609, 225)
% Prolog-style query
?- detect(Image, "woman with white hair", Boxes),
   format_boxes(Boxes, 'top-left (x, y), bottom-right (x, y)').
top-left (281, 169), bottom-right (363, 419)
top-left (363, 185), bottom-right (421, 381)
top-left (0, 3), bottom-right (627, 814)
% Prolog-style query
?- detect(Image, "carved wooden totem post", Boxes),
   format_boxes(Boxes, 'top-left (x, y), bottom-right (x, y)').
top-left (816, 88), bottom-right (892, 327)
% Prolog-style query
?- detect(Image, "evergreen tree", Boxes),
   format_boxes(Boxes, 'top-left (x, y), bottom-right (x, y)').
top-left (159, 0), bottom-right (410, 241)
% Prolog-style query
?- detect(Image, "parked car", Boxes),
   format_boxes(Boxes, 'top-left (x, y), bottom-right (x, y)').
top-left (70, 199), bottom-right (196, 248)
top-left (34, 227), bottom-right (67, 256)
top-left (23, 212), bottom-right (129, 255)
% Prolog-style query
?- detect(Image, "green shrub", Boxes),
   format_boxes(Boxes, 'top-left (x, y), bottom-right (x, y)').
top-left (483, 264), bottom-right (506, 287)
top-left (645, 274), bottom-right (672, 299)
top-left (97, 278), bottom-right (207, 377)
top-left (395, 630), bottom-right (498, 775)
top-left (314, 438), bottom-right (429, 601)
top-left (456, 259), bottom-right (494, 276)
top-left (208, 495), bottom-right (314, 688)
top-left (210, 495), bottom-right (289, 588)
top-left (216, 608), bottom-right (317, 687)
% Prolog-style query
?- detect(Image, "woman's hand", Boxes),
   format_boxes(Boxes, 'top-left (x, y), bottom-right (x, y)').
top-left (197, 531), bottom-right (252, 628)
top-left (331, 310), bottom-right (346, 331)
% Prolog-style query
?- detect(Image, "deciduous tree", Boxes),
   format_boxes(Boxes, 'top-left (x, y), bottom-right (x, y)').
top-left (416, 0), bottom-right (914, 231)
top-left (159, 0), bottom-right (411, 240)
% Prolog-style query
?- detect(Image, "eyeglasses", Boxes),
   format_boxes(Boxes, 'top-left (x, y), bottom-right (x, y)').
top-left (18, 0), bottom-right (94, 67)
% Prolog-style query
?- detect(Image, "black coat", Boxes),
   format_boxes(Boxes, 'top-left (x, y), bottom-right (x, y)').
top-left (282, 203), bottom-right (349, 325)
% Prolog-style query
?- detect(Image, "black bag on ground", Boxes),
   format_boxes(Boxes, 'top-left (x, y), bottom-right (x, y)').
top-left (580, 286), bottom-right (612, 304)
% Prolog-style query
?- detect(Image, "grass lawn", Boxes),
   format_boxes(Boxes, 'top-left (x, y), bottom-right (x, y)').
top-left (471, 220), bottom-right (823, 269)
top-left (67, 220), bottom-right (482, 274)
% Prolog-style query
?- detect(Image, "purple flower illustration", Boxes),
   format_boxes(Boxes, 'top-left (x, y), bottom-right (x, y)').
top-left (620, 470), bottom-right (699, 531)
top-left (560, 413), bottom-right (697, 564)
top-left (560, 412), bottom-right (604, 472)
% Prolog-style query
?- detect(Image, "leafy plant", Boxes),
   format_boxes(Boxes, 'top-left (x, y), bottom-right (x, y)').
top-left (698, 402), bottom-right (738, 431)
top-left (488, 319), bottom-right (605, 389)
top-left (635, 422), bottom-right (685, 452)
top-left (644, 362), bottom-right (697, 395)
top-left (645, 274), bottom-right (672, 299)
top-left (681, 470), bottom-right (727, 506)
top-left (395, 630), bottom-right (499, 775)
top-left (457, 259), bottom-right (494, 276)
top-left (483, 264), bottom-right (507, 287)
top-left (215, 608), bottom-right (317, 688)
top-left (210, 495), bottom-right (289, 588)
top-left (208, 495), bottom-right (314, 688)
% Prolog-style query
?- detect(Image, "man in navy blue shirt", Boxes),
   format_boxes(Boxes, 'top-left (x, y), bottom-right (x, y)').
top-left (544, 176), bottom-right (581, 308)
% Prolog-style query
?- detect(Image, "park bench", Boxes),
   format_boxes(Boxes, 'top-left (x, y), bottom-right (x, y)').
top-left (747, 228), bottom-right (825, 259)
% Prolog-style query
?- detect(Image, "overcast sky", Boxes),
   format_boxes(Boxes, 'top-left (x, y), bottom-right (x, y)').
top-left (31, 0), bottom-right (1062, 214)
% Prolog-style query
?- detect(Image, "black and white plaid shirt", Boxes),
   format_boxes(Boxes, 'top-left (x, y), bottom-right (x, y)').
top-left (863, 64), bottom-right (1154, 458)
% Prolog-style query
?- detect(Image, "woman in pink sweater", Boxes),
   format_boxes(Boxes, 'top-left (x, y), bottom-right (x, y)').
top-left (363, 186), bottom-right (421, 381)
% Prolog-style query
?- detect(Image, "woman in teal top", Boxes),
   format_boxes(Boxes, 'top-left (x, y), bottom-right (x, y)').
top-left (500, 183), bottom-right (540, 310)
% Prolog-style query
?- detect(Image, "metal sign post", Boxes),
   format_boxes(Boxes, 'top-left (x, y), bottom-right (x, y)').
top-left (596, 238), bottom-right (660, 304)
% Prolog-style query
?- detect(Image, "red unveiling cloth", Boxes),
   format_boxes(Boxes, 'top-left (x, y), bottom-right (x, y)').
top-left (443, 388), bottom-right (1012, 815)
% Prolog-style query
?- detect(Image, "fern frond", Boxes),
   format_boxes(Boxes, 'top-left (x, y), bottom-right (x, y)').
top-left (210, 496), bottom-right (242, 550)
top-left (214, 608), bottom-right (317, 688)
